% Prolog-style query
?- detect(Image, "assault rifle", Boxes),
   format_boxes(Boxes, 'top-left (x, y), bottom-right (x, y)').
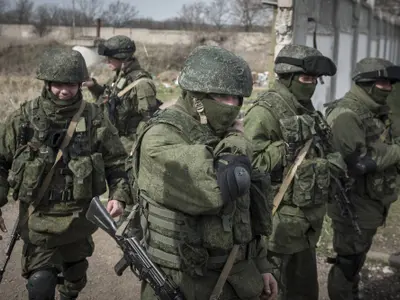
top-left (330, 175), bottom-right (362, 236)
top-left (0, 214), bottom-right (20, 283)
top-left (85, 197), bottom-right (185, 300)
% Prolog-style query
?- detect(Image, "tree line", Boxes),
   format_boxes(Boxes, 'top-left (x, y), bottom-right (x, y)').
top-left (0, 0), bottom-right (273, 37)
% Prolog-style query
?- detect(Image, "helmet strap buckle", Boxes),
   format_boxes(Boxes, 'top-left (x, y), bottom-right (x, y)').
top-left (193, 98), bottom-right (207, 124)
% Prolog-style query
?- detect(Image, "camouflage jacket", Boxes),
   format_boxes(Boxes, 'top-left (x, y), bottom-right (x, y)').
top-left (0, 91), bottom-right (131, 247)
top-left (244, 81), bottom-right (345, 254)
top-left (326, 83), bottom-right (400, 228)
top-left (89, 58), bottom-right (158, 153)
top-left (132, 94), bottom-right (271, 292)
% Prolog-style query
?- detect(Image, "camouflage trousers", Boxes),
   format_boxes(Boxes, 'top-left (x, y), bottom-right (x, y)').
top-left (267, 248), bottom-right (319, 300)
top-left (21, 236), bottom-right (94, 299)
top-left (327, 222), bottom-right (377, 300)
top-left (141, 261), bottom-right (265, 300)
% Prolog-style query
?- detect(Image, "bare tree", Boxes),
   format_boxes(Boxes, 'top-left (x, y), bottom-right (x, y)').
top-left (75, 0), bottom-right (104, 25)
top-left (101, 0), bottom-right (138, 27)
top-left (12, 0), bottom-right (34, 24)
top-left (32, 4), bottom-right (55, 37)
top-left (231, 0), bottom-right (265, 32)
top-left (178, 1), bottom-right (207, 30)
top-left (205, 0), bottom-right (231, 30)
top-left (0, 0), bottom-right (9, 23)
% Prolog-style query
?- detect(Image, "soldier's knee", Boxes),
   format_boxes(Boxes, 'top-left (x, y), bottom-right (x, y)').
top-left (331, 254), bottom-right (366, 281)
top-left (26, 268), bottom-right (58, 300)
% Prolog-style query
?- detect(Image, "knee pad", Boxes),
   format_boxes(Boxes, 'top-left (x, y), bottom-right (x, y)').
top-left (26, 269), bottom-right (58, 300)
top-left (335, 254), bottom-right (366, 282)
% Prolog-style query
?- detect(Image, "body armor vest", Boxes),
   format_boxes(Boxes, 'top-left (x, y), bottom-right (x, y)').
top-left (326, 98), bottom-right (398, 206)
top-left (132, 107), bottom-right (272, 274)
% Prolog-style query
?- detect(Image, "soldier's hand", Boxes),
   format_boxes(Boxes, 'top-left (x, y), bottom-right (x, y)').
top-left (0, 210), bottom-right (7, 241)
top-left (260, 273), bottom-right (278, 300)
top-left (107, 200), bottom-right (124, 218)
top-left (82, 79), bottom-right (95, 88)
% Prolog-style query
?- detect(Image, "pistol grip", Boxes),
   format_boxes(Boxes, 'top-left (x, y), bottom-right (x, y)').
top-left (114, 256), bottom-right (130, 276)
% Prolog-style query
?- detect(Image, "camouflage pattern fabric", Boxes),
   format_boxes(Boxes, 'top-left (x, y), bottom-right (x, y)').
top-left (22, 237), bottom-right (94, 299)
top-left (267, 248), bottom-right (318, 300)
top-left (36, 48), bottom-right (89, 83)
top-left (327, 222), bottom-right (377, 300)
top-left (352, 57), bottom-right (394, 82)
top-left (244, 76), bottom-right (342, 300)
top-left (135, 45), bottom-right (272, 299)
top-left (0, 48), bottom-right (132, 299)
top-left (326, 74), bottom-right (400, 300)
top-left (178, 45), bottom-right (253, 97)
top-left (98, 35), bottom-right (136, 60)
top-left (274, 44), bottom-right (325, 75)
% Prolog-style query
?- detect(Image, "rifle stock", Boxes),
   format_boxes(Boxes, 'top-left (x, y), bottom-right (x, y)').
top-left (0, 214), bottom-right (20, 283)
top-left (86, 197), bottom-right (185, 300)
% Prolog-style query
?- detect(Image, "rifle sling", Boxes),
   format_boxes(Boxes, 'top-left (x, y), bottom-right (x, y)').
top-left (209, 244), bottom-right (240, 300)
top-left (20, 100), bottom-right (87, 226)
top-left (272, 138), bottom-right (313, 215)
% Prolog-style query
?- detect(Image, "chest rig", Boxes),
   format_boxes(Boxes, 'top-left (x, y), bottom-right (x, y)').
top-left (250, 91), bottom-right (333, 209)
top-left (13, 97), bottom-right (97, 204)
top-left (103, 70), bottom-right (154, 137)
top-left (326, 98), bottom-right (398, 206)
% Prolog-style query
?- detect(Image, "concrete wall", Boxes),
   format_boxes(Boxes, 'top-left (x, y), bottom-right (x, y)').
top-left (0, 23), bottom-right (269, 51)
top-left (273, 0), bottom-right (400, 112)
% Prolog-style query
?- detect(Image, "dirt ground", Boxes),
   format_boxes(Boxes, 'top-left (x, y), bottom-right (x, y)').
top-left (1, 198), bottom-right (400, 300)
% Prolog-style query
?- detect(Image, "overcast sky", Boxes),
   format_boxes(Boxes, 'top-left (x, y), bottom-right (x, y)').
top-left (33, 0), bottom-right (212, 20)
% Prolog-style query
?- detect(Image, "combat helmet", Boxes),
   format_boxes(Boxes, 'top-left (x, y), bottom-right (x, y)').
top-left (36, 48), bottom-right (88, 83)
top-left (178, 45), bottom-right (253, 97)
top-left (352, 58), bottom-right (400, 82)
top-left (274, 44), bottom-right (336, 77)
top-left (97, 35), bottom-right (136, 60)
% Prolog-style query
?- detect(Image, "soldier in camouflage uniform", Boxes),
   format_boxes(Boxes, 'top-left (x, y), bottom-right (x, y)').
top-left (244, 44), bottom-right (344, 300)
top-left (0, 49), bottom-right (131, 300)
top-left (84, 35), bottom-right (160, 225)
top-left (325, 58), bottom-right (400, 300)
top-left (132, 45), bottom-right (278, 300)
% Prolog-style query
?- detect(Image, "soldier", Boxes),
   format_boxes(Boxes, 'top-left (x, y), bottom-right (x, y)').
top-left (244, 44), bottom-right (344, 300)
top-left (83, 35), bottom-right (160, 225)
top-left (132, 45), bottom-right (278, 300)
top-left (0, 48), bottom-right (131, 300)
top-left (325, 58), bottom-right (400, 300)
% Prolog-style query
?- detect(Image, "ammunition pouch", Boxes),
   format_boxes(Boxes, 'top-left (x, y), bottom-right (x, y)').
top-left (365, 166), bottom-right (398, 206)
top-left (8, 144), bottom-right (47, 203)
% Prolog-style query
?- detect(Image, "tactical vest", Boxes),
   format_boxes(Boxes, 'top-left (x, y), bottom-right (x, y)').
top-left (326, 98), bottom-right (398, 206)
top-left (103, 70), bottom-right (159, 137)
top-left (132, 107), bottom-right (272, 275)
top-left (247, 91), bottom-right (332, 210)
top-left (7, 97), bottom-right (107, 240)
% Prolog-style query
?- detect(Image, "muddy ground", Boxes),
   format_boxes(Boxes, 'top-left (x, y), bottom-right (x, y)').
top-left (1, 199), bottom-right (400, 300)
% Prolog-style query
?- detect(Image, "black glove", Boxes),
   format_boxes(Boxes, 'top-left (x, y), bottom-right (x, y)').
top-left (215, 154), bottom-right (252, 203)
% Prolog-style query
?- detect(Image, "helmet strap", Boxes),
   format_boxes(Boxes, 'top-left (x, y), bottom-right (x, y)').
top-left (193, 97), bottom-right (207, 124)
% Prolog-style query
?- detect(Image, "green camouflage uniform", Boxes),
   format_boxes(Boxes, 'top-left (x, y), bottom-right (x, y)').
top-left (325, 58), bottom-right (400, 300)
top-left (0, 49), bottom-right (131, 300)
top-left (133, 46), bottom-right (274, 300)
top-left (244, 44), bottom-right (343, 300)
top-left (87, 35), bottom-right (160, 224)
top-left (387, 82), bottom-right (400, 138)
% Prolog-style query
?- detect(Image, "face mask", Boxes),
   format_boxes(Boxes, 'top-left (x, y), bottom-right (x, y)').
top-left (201, 97), bottom-right (240, 136)
top-left (289, 79), bottom-right (317, 102)
top-left (369, 85), bottom-right (391, 105)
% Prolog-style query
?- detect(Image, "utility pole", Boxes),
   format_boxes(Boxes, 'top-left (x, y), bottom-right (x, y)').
top-left (72, 0), bottom-right (76, 39)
